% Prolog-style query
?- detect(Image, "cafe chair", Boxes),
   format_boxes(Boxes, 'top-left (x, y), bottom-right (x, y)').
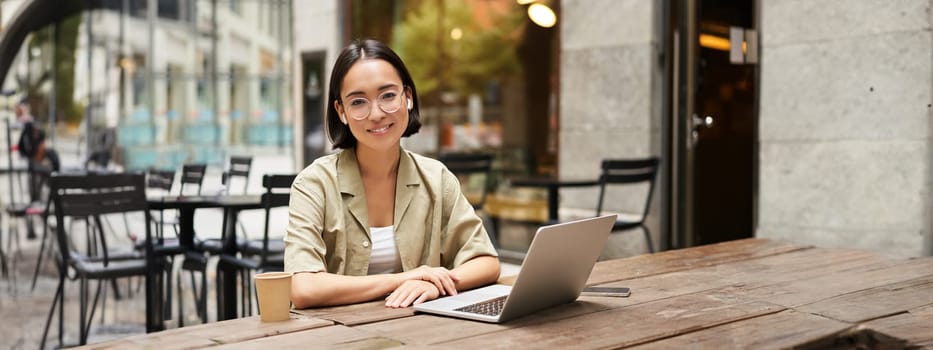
top-left (176, 158), bottom-right (248, 325)
top-left (146, 169), bottom-right (178, 237)
top-left (438, 152), bottom-right (499, 248)
top-left (173, 163), bottom-right (208, 324)
top-left (222, 156), bottom-right (252, 195)
top-left (595, 157), bottom-right (660, 254)
top-left (179, 163), bottom-right (207, 196)
top-left (220, 155), bottom-right (252, 246)
top-left (141, 169), bottom-right (185, 322)
top-left (40, 173), bottom-right (167, 348)
top-left (219, 174), bottom-right (293, 317)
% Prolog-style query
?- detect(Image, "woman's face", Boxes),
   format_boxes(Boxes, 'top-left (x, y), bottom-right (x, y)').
top-left (335, 58), bottom-right (410, 153)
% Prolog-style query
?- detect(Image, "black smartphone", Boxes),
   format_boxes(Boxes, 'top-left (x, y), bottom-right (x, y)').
top-left (580, 286), bottom-right (631, 297)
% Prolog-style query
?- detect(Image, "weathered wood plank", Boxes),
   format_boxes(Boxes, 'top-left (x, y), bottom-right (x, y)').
top-left (735, 257), bottom-right (933, 308)
top-left (355, 300), bottom-right (612, 346)
top-left (586, 238), bottom-right (810, 285)
top-left (213, 324), bottom-right (386, 349)
top-left (80, 315), bottom-right (333, 349)
top-left (291, 300), bottom-right (415, 326)
top-left (431, 292), bottom-right (784, 349)
top-left (862, 304), bottom-right (933, 346)
top-left (796, 274), bottom-right (933, 323)
top-left (629, 310), bottom-right (851, 350)
top-left (575, 247), bottom-right (894, 311)
top-left (495, 238), bottom-right (811, 287)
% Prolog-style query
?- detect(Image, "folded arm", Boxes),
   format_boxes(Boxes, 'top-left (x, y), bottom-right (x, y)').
top-left (292, 255), bottom-right (500, 309)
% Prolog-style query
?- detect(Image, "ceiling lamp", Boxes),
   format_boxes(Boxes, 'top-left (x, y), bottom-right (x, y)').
top-left (528, 3), bottom-right (556, 28)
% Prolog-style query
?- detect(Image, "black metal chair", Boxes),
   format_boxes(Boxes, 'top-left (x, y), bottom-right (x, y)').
top-left (142, 169), bottom-right (184, 322)
top-left (220, 155), bottom-right (253, 247)
top-left (146, 169), bottom-right (177, 237)
top-left (595, 157), bottom-right (660, 253)
top-left (438, 152), bottom-right (494, 210)
top-left (219, 174), bottom-right (292, 317)
top-left (222, 156), bottom-right (252, 195)
top-left (439, 152), bottom-right (498, 248)
top-left (40, 173), bottom-right (166, 348)
top-left (179, 163), bottom-right (206, 196)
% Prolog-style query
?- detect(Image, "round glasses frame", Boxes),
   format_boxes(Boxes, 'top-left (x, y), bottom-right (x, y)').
top-left (341, 88), bottom-right (406, 121)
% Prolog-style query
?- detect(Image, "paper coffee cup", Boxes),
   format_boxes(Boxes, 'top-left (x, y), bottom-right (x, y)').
top-left (254, 271), bottom-right (293, 322)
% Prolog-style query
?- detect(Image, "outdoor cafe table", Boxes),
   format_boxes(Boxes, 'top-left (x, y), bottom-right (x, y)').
top-left (510, 178), bottom-right (599, 223)
top-left (147, 194), bottom-right (263, 329)
top-left (79, 238), bottom-right (933, 349)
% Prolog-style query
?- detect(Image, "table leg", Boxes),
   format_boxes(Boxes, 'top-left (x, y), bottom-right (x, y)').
top-left (218, 208), bottom-right (241, 320)
top-left (178, 208), bottom-right (196, 248)
top-left (145, 256), bottom-right (165, 332)
top-left (547, 187), bottom-right (559, 222)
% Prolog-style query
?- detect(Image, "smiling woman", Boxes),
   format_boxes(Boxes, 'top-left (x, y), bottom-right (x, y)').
top-left (284, 39), bottom-right (501, 309)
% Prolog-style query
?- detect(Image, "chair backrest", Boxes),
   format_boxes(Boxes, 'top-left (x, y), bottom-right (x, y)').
top-left (48, 173), bottom-right (151, 266)
top-left (179, 163), bottom-right (206, 195)
top-left (223, 156), bottom-right (252, 194)
top-left (595, 157), bottom-right (660, 222)
top-left (258, 174), bottom-right (295, 264)
top-left (147, 169), bottom-right (175, 194)
top-left (438, 152), bottom-right (494, 210)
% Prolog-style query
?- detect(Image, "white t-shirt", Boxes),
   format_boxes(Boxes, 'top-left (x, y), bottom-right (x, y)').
top-left (367, 226), bottom-right (402, 274)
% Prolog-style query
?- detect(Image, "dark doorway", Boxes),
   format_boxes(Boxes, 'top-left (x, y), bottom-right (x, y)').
top-left (301, 52), bottom-right (327, 167)
top-left (668, 0), bottom-right (758, 248)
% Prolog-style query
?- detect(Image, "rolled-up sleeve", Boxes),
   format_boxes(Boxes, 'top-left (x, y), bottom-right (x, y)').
top-left (284, 170), bottom-right (328, 273)
top-left (440, 168), bottom-right (498, 269)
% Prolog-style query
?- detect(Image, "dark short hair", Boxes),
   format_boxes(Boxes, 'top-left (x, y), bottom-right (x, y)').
top-left (326, 39), bottom-right (422, 149)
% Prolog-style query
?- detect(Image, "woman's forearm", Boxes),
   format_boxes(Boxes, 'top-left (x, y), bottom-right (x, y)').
top-left (451, 255), bottom-right (501, 291)
top-left (291, 271), bottom-right (402, 308)
top-left (291, 256), bottom-right (500, 309)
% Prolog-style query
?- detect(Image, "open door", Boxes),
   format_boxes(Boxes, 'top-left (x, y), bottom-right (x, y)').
top-left (669, 0), bottom-right (759, 248)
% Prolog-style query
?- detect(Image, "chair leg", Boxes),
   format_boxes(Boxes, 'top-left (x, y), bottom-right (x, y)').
top-left (58, 267), bottom-right (65, 346)
top-left (177, 267), bottom-right (185, 327)
top-left (39, 270), bottom-right (64, 350)
top-left (79, 277), bottom-right (88, 345)
top-left (199, 267), bottom-right (208, 323)
top-left (189, 270), bottom-right (200, 317)
top-left (642, 225), bottom-right (655, 254)
top-left (5, 217), bottom-right (16, 258)
top-left (31, 217), bottom-right (51, 290)
top-left (245, 270), bottom-right (253, 317)
top-left (164, 257), bottom-right (174, 321)
top-left (110, 278), bottom-right (122, 300)
top-left (0, 234), bottom-right (7, 278)
top-left (84, 280), bottom-right (104, 340)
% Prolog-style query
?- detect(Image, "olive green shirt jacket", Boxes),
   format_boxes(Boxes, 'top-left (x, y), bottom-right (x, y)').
top-left (284, 148), bottom-right (498, 276)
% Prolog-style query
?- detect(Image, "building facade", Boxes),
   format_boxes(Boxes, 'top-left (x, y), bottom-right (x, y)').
top-left (560, 0), bottom-right (932, 257)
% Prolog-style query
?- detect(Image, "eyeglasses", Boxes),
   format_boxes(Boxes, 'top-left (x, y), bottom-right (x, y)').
top-left (342, 88), bottom-right (406, 121)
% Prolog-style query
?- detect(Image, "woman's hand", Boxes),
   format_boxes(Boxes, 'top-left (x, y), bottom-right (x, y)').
top-left (399, 265), bottom-right (460, 296)
top-left (385, 280), bottom-right (440, 308)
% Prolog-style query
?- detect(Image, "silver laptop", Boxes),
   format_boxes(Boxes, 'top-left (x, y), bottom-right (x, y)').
top-left (413, 214), bottom-right (616, 323)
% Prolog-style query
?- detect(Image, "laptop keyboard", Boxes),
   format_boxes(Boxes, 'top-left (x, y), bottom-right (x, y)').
top-left (454, 295), bottom-right (508, 316)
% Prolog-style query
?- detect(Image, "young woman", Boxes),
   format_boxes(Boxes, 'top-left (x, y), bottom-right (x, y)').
top-left (285, 39), bottom-right (500, 308)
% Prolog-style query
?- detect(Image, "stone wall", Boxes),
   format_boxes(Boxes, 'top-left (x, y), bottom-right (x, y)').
top-left (559, 0), bottom-right (662, 257)
top-left (757, 0), bottom-right (933, 257)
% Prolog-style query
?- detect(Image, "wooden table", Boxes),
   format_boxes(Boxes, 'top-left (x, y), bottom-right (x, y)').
top-left (78, 238), bottom-right (933, 349)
